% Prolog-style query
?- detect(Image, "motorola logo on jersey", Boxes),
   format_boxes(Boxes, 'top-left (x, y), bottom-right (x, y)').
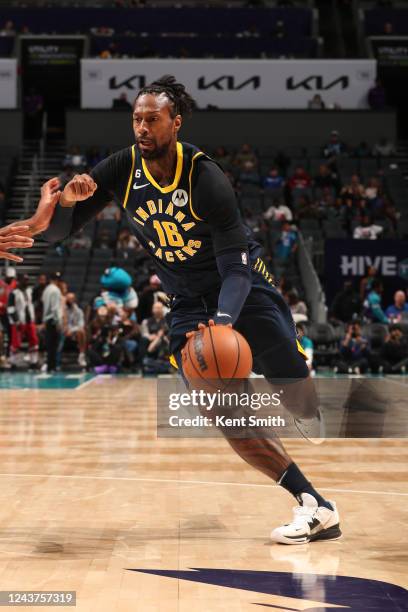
top-left (172, 189), bottom-right (188, 207)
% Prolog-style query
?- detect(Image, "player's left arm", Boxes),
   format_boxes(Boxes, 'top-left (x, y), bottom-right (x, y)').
top-left (192, 159), bottom-right (251, 325)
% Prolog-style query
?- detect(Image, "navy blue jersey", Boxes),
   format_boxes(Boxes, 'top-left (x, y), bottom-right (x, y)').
top-left (86, 140), bottom-right (262, 297)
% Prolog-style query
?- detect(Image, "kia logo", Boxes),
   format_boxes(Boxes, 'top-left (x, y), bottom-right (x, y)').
top-left (197, 76), bottom-right (261, 90)
top-left (286, 76), bottom-right (349, 90)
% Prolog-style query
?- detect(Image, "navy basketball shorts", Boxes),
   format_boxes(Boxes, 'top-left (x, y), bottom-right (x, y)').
top-left (167, 264), bottom-right (309, 380)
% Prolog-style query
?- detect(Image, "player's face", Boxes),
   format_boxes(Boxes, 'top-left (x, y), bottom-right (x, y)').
top-left (133, 93), bottom-right (181, 160)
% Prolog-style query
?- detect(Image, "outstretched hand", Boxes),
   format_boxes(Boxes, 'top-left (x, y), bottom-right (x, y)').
top-left (0, 225), bottom-right (34, 262)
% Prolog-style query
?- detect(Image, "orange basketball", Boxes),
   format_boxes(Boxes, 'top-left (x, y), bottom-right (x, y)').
top-left (182, 325), bottom-right (252, 383)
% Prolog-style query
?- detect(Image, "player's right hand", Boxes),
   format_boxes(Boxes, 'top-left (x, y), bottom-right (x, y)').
top-left (60, 173), bottom-right (97, 207)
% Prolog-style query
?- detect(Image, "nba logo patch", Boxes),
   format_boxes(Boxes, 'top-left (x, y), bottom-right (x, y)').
top-left (241, 252), bottom-right (248, 265)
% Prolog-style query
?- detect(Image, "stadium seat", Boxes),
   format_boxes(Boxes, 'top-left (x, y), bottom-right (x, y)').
top-left (308, 322), bottom-right (338, 366)
top-left (362, 323), bottom-right (388, 354)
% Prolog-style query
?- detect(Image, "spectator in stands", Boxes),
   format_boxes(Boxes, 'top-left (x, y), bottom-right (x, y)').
top-left (0, 266), bottom-right (17, 356)
top-left (380, 325), bottom-right (408, 373)
top-left (112, 92), bottom-right (132, 111)
top-left (87, 306), bottom-right (124, 375)
top-left (330, 280), bottom-right (362, 323)
top-left (323, 130), bottom-right (347, 168)
top-left (296, 323), bottom-right (314, 372)
top-left (69, 228), bottom-right (92, 250)
top-left (137, 274), bottom-right (167, 322)
top-left (7, 274), bottom-right (39, 368)
top-left (120, 309), bottom-right (144, 372)
top-left (335, 322), bottom-right (370, 374)
top-left (233, 143), bottom-right (258, 169)
top-left (313, 164), bottom-right (337, 192)
top-left (274, 221), bottom-right (298, 278)
top-left (264, 199), bottom-right (293, 221)
top-left (117, 227), bottom-right (142, 251)
top-left (364, 279), bottom-right (389, 324)
top-left (63, 146), bottom-right (87, 171)
top-left (372, 136), bottom-right (396, 157)
top-left (296, 195), bottom-right (319, 220)
top-left (340, 174), bottom-right (365, 202)
top-left (308, 94), bottom-right (325, 110)
top-left (263, 167), bottom-right (285, 191)
top-left (97, 200), bottom-right (120, 221)
top-left (353, 141), bottom-right (372, 158)
top-left (385, 290), bottom-right (408, 322)
top-left (63, 292), bottom-right (87, 368)
top-left (360, 265), bottom-right (378, 300)
top-left (32, 273), bottom-right (47, 324)
top-left (239, 160), bottom-right (260, 185)
top-left (364, 177), bottom-right (380, 202)
top-left (286, 289), bottom-right (308, 323)
top-left (59, 165), bottom-right (75, 188)
top-left (353, 215), bottom-right (383, 239)
top-left (367, 78), bottom-right (386, 110)
top-left (96, 230), bottom-right (113, 250)
top-left (141, 302), bottom-right (170, 374)
top-left (212, 146), bottom-right (232, 171)
top-left (288, 166), bottom-right (311, 192)
top-left (42, 272), bottom-right (63, 373)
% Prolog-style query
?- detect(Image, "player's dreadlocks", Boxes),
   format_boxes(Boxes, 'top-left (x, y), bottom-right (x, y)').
top-left (135, 75), bottom-right (196, 118)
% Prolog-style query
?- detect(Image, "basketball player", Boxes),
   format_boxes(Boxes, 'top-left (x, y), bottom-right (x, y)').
top-left (6, 76), bottom-right (340, 545)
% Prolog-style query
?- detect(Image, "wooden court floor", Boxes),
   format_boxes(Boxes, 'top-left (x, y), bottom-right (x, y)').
top-left (0, 375), bottom-right (407, 611)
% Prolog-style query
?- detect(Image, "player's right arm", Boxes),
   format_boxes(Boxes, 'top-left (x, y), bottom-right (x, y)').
top-left (42, 147), bottom-right (132, 243)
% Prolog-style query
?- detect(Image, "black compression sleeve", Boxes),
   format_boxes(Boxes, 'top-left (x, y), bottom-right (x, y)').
top-left (214, 249), bottom-right (251, 325)
top-left (192, 159), bottom-right (248, 256)
top-left (42, 147), bottom-right (132, 243)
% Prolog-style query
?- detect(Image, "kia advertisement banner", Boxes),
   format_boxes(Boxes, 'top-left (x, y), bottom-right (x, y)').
top-left (0, 59), bottom-right (17, 108)
top-left (81, 59), bottom-right (376, 109)
top-left (324, 239), bottom-right (408, 306)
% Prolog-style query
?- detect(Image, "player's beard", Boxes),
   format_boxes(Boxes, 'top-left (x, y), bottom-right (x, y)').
top-left (136, 137), bottom-right (172, 160)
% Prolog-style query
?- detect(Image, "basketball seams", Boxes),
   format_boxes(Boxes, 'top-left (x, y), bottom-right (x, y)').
top-left (208, 325), bottom-right (222, 380)
top-left (230, 329), bottom-right (241, 380)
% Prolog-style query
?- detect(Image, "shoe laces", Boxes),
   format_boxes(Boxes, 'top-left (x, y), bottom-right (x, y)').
top-left (289, 504), bottom-right (317, 528)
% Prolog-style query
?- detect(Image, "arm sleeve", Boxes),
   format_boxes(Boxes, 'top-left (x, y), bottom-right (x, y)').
top-left (192, 159), bottom-right (251, 324)
top-left (42, 147), bottom-right (132, 243)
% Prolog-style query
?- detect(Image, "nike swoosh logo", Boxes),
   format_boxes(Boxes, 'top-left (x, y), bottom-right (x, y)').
top-left (133, 183), bottom-right (149, 190)
top-left (216, 312), bottom-right (232, 319)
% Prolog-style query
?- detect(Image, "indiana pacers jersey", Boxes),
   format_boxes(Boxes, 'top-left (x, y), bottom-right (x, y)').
top-left (121, 141), bottom-right (258, 297)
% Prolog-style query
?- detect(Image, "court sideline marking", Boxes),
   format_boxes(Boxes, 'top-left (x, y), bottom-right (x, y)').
top-left (0, 472), bottom-right (406, 497)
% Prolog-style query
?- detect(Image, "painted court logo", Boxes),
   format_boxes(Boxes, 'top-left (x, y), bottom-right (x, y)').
top-left (127, 568), bottom-right (408, 611)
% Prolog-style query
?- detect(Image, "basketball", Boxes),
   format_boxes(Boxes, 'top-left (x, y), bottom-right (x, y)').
top-left (182, 325), bottom-right (252, 383)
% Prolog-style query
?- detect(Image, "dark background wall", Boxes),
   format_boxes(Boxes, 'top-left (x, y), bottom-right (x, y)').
top-left (66, 109), bottom-right (397, 149)
top-left (0, 111), bottom-right (23, 147)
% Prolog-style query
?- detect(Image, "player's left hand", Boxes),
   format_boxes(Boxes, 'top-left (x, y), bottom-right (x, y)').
top-left (185, 318), bottom-right (232, 339)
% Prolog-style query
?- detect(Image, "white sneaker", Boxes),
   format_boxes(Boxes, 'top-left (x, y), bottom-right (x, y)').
top-left (293, 407), bottom-right (325, 445)
top-left (271, 493), bottom-right (341, 545)
top-left (78, 353), bottom-right (87, 368)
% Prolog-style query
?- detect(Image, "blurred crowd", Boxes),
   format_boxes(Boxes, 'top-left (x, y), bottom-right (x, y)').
top-left (0, 266), bottom-right (172, 375)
